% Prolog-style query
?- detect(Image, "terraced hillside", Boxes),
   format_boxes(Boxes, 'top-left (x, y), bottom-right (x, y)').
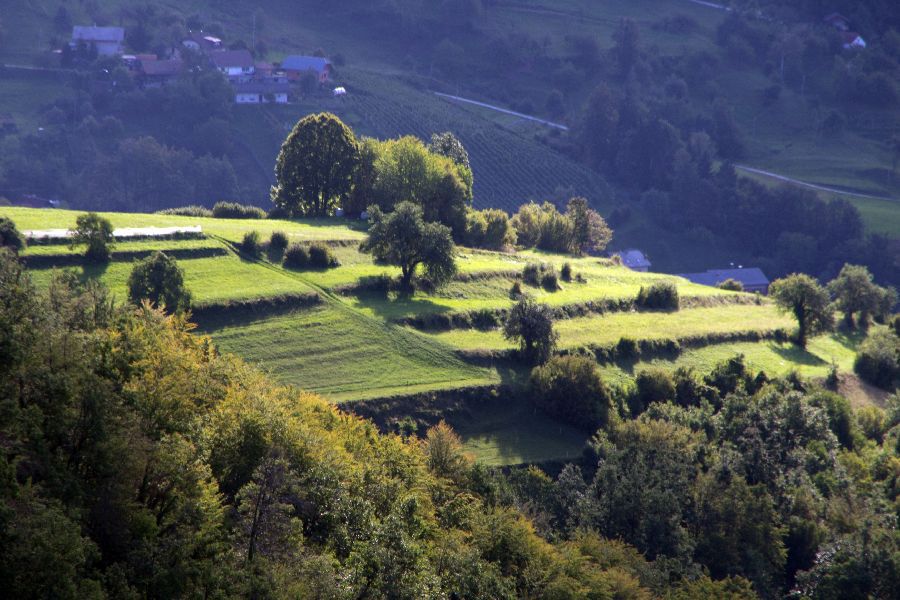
top-left (2, 206), bottom-right (876, 465)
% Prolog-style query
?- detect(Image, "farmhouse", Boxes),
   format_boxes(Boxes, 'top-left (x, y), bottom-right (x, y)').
top-left (281, 55), bottom-right (332, 83)
top-left (210, 49), bottom-right (255, 80)
top-left (139, 59), bottom-right (184, 87)
top-left (70, 26), bottom-right (125, 56)
top-left (678, 267), bottom-right (770, 294)
top-left (841, 32), bottom-right (866, 49)
top-left (612, 249), bottom-right (651, 272)
top-left (182, 32), bottom-right (222, 52)
top-left (233, 82), bottom-right (290, 104)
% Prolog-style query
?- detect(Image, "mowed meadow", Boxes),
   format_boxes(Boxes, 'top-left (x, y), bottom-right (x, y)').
top-left (2, 206), bottom-right (876, 465)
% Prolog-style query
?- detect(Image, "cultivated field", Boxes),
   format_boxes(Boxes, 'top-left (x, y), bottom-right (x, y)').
top-left (1, 206), bottom-right (876, 465)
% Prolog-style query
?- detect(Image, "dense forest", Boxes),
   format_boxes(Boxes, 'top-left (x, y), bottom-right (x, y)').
top-left (1, 235), bottom-right (900, 598)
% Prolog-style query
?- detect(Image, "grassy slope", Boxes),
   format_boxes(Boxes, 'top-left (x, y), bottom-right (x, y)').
top-left (0, 205), bottom-right (882, 466)
top-left (420, 304), bottom-right (792, 351)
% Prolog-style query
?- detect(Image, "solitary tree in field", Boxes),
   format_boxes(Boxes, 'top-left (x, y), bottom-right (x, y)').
top-left (828, 264), bottom-right (897, 328)
top-left (0, 217), bottom-right (25, 255)
top-left (504, 296), bottom-right (558, 364)
top-left (770, 274), bottom-right (833, 349)
top-left (271, 112), bottom-right (360, 217)
top-left (128, 251), bottom-right (191, 312)
top-left (71, 212), bottom-right (114, 262)
top-left (360, 202), bottom-right (456, 291)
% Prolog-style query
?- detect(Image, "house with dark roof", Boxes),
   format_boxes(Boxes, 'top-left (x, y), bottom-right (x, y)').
top-left (233, 81), bottom-right (290, 104)
top-left (611, 249), bottom-right (651, 272)
top-left (139, 59), bottom-right (184, 87)
top-left (71, 26), bottom-right (125, 56)
top-left (210, 49), bottom-right (255, 80)
top-left (678, 267), bottom-right (770, 294)
top-left (280, 55), bottom-right (332, 83)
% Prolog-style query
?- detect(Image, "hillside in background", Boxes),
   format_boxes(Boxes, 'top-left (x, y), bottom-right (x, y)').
top-left (2, 1), bottom-right (900, 280)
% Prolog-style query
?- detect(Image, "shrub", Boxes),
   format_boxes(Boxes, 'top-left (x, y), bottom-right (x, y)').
top-left (241, 231), bottom-right (262, 257)
top-left (636, 281), bottom-right (679, 310)
top-left (717, 278), bottom-right (743, 292)
top-left (212, 201), bottom-right (266, 219)
top-left (71, 212), bottom-right (114, 262)
top-left (630, 368), bottom-right (676, 415)
top-left (268, 231), bottom-right (289, 260)
top-left (127, 251), bottom-right (191, 312)
top-left (529, 355), bottom-right (612, 431)
top-left (523, 262), bottom-right (556, 287)
top-left (560, 263), bottom-right (572, 282)
top-left (541, 270), bottom-right (559, 292)
top-left (308, 243), bottom-right (340, 268)
top-left (0, 217), bottom-right (25, 254)
top-left (283, 243), bottom-right (310, 269)
top-left (156, 205), bottom-right (213, 217)
top-left (854, 330), bottom-right (900, 390)
top-left (481, 208), bottom-right (516, 250)
top-left (616, 337), bottom-right (640, 360)
top-left (510, 280), bottom-right (523, 299)
top-left (471, 309), bottom-right (500, 330)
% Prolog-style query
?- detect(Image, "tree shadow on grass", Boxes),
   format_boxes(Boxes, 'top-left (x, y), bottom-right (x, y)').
top-left (768, 341), bottom-right (828, 367)
top-left (349, 290), bottom-right (454, 322)
top-left (77, 260), bottom-right (110, 284)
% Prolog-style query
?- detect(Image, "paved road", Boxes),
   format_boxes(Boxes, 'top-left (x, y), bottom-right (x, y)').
top-left (735, 165), bottom-right (897, 202)
top-left (434, 92), bottom-right (569, 131)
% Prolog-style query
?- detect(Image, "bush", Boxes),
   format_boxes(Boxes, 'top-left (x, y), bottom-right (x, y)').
top-left (283, 243), bottom-right (310, 269)
top-left (241, 231), bottom-right (262, 257)
top-left (0, 217), bottom-right (25, 254)
top-left (523, 262), bottom-right (556, 287)
top-left (510, 280), bottom-right (523, 299)
top-left (541, 270), bottom-right (559, 292)
top-left (504, 296), bottom-right (558, 364)
top-left (636, 281), bottom-right (679, 310)
top-left (127, 251), bottom-right (191, 313)
top-left (212, 201), bottom-right (266, 219)
top-left (630, 368), bottom-right (676, 415)
top-left (616, 337), bottom-right (640, 360)
top-left (71, 212), bottom-right (114, 263)
top-left (560, 263), bottom-right (572, 282)
top-left (472, 309), bottom-right (500, 330)
top-left (308, 243), bottom-right (340, 268)
top-left (268, 231), bottom-right (289, 260)
top-left (717, 278), bottom-right (743, 292)
top-left (854, 330), bottom-right (900, 390)
top-left (529, 355), bottom-right (612, 431)
top-left (156, 205), bottom-right (213, 217)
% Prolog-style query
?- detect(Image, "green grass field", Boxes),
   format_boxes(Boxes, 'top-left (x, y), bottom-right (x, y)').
top-left (419, 303), bottom-right (792, 352)
top-left (200, 304), bottom-right (499, 402)
top-left (2, 206), bottom-right (887, 466)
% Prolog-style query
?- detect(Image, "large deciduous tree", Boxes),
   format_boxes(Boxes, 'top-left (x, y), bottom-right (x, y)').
top-left (770, 274), bottom-right (833, 348)
top-left (127, 251), bottom-right (191, 312)
top-left (566, 196), bottom-right (612, 254)
top-left (503, 296), bottom-right (558, 364)
top-left (827, 263), bottom-right (897, 328)
top-left (71, 212), bottom-right (114, 262)
top-left (360, 201), bottom-right (456, 291)
top-left (271, 112), bottom-right (360, 217)
top-left (0, 217), bottom-right (25, 255)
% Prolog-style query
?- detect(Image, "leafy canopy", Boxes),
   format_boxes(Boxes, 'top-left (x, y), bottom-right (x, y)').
top-left (503, 296), bottom-right (558, 364)
top-left (127, 251), bottom-right (191, 312)
top-left (271, 112), bottom-right (360, 216)
top-left (70, 212), bottom-right (114, 262)
top-left (770, 273), bottom-right (833, 348)
top-left (361, 201), bottom-right (457, 290)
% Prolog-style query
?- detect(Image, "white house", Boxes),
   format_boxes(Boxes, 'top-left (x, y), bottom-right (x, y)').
top-left (841, 32), bottom-right (866, 49)
top-left (70, 26), bottom-right (125, 56)
top-left (612, 249), bottom-right (651, 272)
top-left (233, 82), bottom-right (289, 104)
